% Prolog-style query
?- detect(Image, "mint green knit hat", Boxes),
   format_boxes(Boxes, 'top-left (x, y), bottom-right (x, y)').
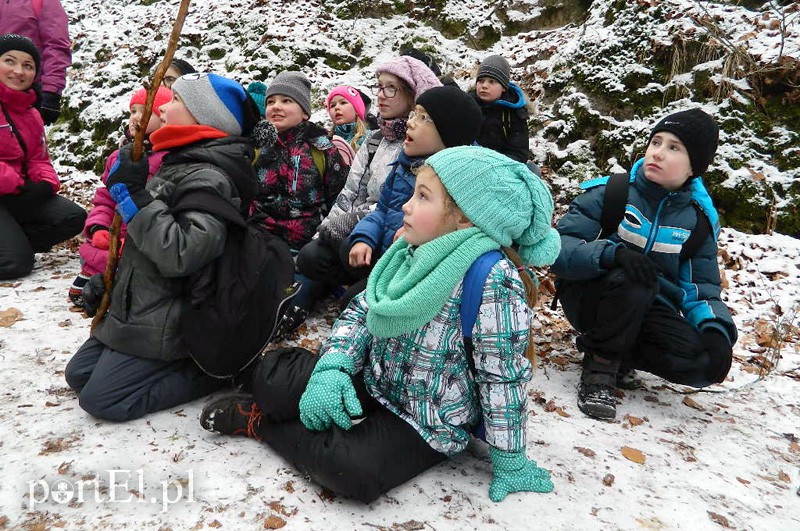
top-left (427, 146), bottom-right (561, 267)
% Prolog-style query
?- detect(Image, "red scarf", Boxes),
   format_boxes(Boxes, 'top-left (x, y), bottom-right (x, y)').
top-left (150, 125), bottom-right (228, 152)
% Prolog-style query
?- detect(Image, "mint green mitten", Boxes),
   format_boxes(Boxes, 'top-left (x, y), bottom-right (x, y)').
top-left (489, 447), bottom-right (554, 502)
top-left (299, 353), bottom-right (363, 431)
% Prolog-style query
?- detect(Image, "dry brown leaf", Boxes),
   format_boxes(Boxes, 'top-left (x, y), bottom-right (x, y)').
top-left (575, 447), bottom-right (596, 458)
top-left (621, 446), bottom-right (646, 464)
top-left (208, 521), bottom-right (222, 529)
top-left (707, 511), bottom-right (732, 528)
top-left (602, 474), bottom-right (615, 486)
top-left (263, 516), bottom-right (286, 529)
top-left (682, 396), bottom-right (704, 411)
top-left (736, 477), bottom-right (750, 485)
top-left (778, 470), bottom-right (790, 482)
top-left (625, 414), bottom-right (644, 426)
top-left (555, 407), bottom-right (571, 418)
top-left (789, 442), bottom-right (800, 454)
top-left (0, 308), bottom-right (23, 327)
top-left (283, 480), bottom-right (295, 493)
top-left (57, 461), bottom-right (72, 475)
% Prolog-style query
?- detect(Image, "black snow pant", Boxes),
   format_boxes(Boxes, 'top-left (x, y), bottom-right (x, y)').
top-left (296, 237), bottom-right (373, 310)
top-left (247, 347), bottom-right (447, 503)
top-left (0, 194), bottom-right (86, 279)
top-left (558, 267), bottom-right (717, 387)
top-left (65, 337), bottom-right (226, 422)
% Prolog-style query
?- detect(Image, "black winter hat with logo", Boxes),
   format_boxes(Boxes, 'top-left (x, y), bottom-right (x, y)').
top-left (648, 108), bottom-right (719, 178)
top-left (416, 85), bottom-right (483, 148)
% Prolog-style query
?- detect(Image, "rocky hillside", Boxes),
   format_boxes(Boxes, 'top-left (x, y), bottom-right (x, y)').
top-left (53, 0), bottom-right (799, 234)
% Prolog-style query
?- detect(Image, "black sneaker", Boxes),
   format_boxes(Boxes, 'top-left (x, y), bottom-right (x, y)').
top-left (200, 392), bottom-right (262, 439)
top-left (577, 356), bottom-right (620, 420)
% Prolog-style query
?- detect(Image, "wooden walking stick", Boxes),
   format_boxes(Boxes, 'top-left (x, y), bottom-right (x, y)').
top-left (91, 0), bottom-right (192, 332)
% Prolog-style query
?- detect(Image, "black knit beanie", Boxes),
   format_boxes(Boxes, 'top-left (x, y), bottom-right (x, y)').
top-left (416, 86), bottom-right (483, 148)
top-left (0, 34), bottom-right (41, 74)
top-left (171, 58), bottom-right (196, 75)
top-left (648, 108), bottom-right (719, 178)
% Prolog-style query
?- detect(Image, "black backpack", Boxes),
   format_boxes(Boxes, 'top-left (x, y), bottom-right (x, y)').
top-left (170, 190), bottom-right (297, 379)
top-left (600, 173), bottom-right (711, 260)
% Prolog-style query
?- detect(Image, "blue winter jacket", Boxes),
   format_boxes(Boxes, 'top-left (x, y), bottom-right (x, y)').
top-left (551, 158), bottom-right (737, 344)
top-left (349, 151), bottom-right (425, 253)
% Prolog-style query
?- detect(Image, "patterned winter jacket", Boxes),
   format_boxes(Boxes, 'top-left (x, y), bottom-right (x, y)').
top-left (0, 83), bottom-right (58, 195)
top-left (316, 131), bottom-right (403, 237)
top-left (470, 83), bottom-right (530, 163)
top-left (349, 150), bottom-right (424, 253)
top-left (253, 121), bottom-right (347, 250)
top-left (0, 0), bottom-right (72, 95)
top-left (551, 158), bottom-right (737, 344)
top-left (78, 147), bottom-right (167, 275)
top-left (93, 135), bottom-right (256, 361)
top-left (320, 258), bottom-right (533, 456)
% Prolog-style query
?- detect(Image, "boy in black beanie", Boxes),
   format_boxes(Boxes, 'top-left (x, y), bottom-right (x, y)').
top-left (551, 108), bottom-right (737, 420)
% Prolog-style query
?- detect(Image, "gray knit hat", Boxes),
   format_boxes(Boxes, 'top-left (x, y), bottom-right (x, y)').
top-left (172, 73), bottom-right (258, 136)
top-left (265, 71), bottom-right (312, 117)
top-left (477, 54), bottom-right (510, 89)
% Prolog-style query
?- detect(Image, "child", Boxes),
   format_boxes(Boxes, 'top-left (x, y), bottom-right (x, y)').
top-left (200, 145), bottom-right (561, 503)
top-left (551, 108), bottom-right (738, 420)
top-left (347, 85), bottom-right (483, 273)
top-left (470, 54), bottom-right (532, 163)
top-left (68, 85), bottom-right (172, 307)
top-left (252, 70), bottom-right (348, 251)
top-left (0, 34), bottom-right (86, 280)
top-left (64, 72), bottom-right (261, 421)
top-left (326, 84), bottom-right (372, 166)
top-left (161, 57), bottom-right (195, 88)
top-left (295, 56), bottom-right (441, 294)
top-left (246, 81), bottom-right (267, 118)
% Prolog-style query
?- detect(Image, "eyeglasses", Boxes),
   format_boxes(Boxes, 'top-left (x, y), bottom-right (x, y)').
top-left (371, 84), bottom-right (401, 98)
top-left (408, 110), bottom-right (434, 124)
top-left (162, 76), bottom-right (177, 86)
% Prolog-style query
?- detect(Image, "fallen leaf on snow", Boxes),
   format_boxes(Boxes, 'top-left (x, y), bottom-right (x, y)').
top-left (790, 442), bottom-right (800, 454)
top-left (0, 308), bottom-right (23, 327)
top-left (625, 414), bottom-right (644, 426)
top-left (621, 446), bottom-right (646, 464)
top-left (208, 520), bottom-right (222, 528)
top-left (778, 470), bottom-right (790, 482)
top-left (736, 477), bottom-right (750, 485)
top-left (682, 397), bottom-right (704, 411)
top-left (575, 447), bottom-right (596, 458)
top-left (263, 515), bottom-right (286, 529)
top-left (602, 474), bottom-right (615, 486)
top-left (707, 511), bottom-right (732, 528)
top-left (555, 407), bottom-right (571, 417)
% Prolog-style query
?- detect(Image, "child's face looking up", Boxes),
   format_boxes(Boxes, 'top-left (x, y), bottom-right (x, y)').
top-left (404, 104), bottom-right (446, 157)
top-left (643, 131), bottom-right (693, 191)
top-left (0, 50), bottom-right (36, 91)
top-left (162, 65), bottom-right (181, 88)
top-left (266, 94), bottom-right (308, 133)
top-left (128, 104), bottom-right (162, 137)
top-left (374, 73), bottom-right (413, 120)
top-left (328, 95), bottom-right (357, 126)
top-left (158, 93), bottom-right (198, 127)
top-left (476, 76), bottom-right (504, 103)
top-left (401, 166), bottom-right (470, 246)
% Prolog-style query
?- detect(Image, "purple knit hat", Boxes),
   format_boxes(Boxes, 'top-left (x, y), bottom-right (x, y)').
top-left (375, 56), bottom-right (442, 99)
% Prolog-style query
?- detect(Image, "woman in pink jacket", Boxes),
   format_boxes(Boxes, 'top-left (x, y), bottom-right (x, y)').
top-left (0, 34), bottom-right (85, 279)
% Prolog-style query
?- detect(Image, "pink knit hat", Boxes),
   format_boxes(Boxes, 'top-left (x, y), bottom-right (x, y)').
top-left (129, 86), bottom-right (173, 118)
top-left (326, 85), bottom-right (366, 121)
top-left (375, 56), bottom-right (442, 99)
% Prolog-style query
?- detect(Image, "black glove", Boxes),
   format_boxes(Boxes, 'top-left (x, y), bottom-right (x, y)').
top-left (39, 91), bottom-right (62, 125)
top-left (319, 212), bottom-right (359, 245)
top-left (13, 180), bottom-right (54, 209)
top-left (106, 144), bottom-right (149, 193)
top-left (615, 246), bottom-right (658, 285)
top-left (702, 330), bottom-right (733, 383)
top-left (82, 274), bottom-right (107, 317)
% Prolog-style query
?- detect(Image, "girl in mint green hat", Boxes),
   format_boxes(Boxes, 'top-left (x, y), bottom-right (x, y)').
top-left (200, 146), bottom-right (560, 504)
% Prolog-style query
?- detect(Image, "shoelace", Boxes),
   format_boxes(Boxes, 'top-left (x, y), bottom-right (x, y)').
top-left (236, 402), bottom-right (264, 441)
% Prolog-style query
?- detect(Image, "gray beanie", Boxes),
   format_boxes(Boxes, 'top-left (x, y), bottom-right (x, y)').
top-left (265, 71), bottom-right (312, 117)
top-left (171, 73), bottom-right (256, 136)
top-left (477, 54), bottom-right (510, 89)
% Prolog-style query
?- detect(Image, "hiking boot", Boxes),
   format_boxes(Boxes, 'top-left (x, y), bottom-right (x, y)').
top-left (272, 305), bottom-right (308, 343)
top-left (616, 368), bottom-right (642, 390)
top-left (68, 273), bottom-right (90, 308)
top-left (577, 355), bottom-right (620, 420)
top-left (200, 392), bottom-right (263, 439)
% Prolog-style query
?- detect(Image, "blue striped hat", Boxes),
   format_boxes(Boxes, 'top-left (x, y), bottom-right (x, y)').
top-left (172, 73), bottom-right (256, 136)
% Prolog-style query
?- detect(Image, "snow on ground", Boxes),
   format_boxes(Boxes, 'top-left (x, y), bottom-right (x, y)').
top-left (1, 229), bottom-right (798, 530)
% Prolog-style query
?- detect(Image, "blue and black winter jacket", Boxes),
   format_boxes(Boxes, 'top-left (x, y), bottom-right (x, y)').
top-left (551, 158), bottom-right (737, 344)
top-left (349, 151), bottom-right (424, 253)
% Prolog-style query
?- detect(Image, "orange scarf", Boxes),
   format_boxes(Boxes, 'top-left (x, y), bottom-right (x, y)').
top-left (150, 125), bottom-right (228, 152)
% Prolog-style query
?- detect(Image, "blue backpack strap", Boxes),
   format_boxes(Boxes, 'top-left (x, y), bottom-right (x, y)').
top-left (460, 250), bottom-right (503, 442)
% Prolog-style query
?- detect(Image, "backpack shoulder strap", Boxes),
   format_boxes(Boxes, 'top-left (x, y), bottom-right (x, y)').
top-left (365, 130), bottom-right (383, 168)
top-left (32, 0), bottom-right (43, 17)
top-left (680, 202), bottom-right (712, 260)
top-left (310, 146), bottom-right (326, 177)
top-left (168, 189), bottom-right (247, 228)
top-left (461, 250), bottom-right (505, 340)
top-left (599, 172), bottom-right (630, 239)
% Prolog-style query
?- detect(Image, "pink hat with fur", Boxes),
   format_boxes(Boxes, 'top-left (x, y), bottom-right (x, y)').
top-left (375, 56), bottom-right (442, 99)
top-left (326, 85), bottom-right (367, 121)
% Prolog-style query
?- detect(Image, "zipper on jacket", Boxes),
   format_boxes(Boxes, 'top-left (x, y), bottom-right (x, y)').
top-left (643, 192), bottom-right (675, 254)
top-left (291, 154), bottom-right (301, 193)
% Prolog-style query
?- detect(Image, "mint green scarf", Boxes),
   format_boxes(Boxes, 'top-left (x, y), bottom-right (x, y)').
top-left (365, 227), bottom-right (500, 338)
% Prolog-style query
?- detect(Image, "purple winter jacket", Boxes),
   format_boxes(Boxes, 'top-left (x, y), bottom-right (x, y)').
top-left (0, 0), bottom-right (72, 94)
